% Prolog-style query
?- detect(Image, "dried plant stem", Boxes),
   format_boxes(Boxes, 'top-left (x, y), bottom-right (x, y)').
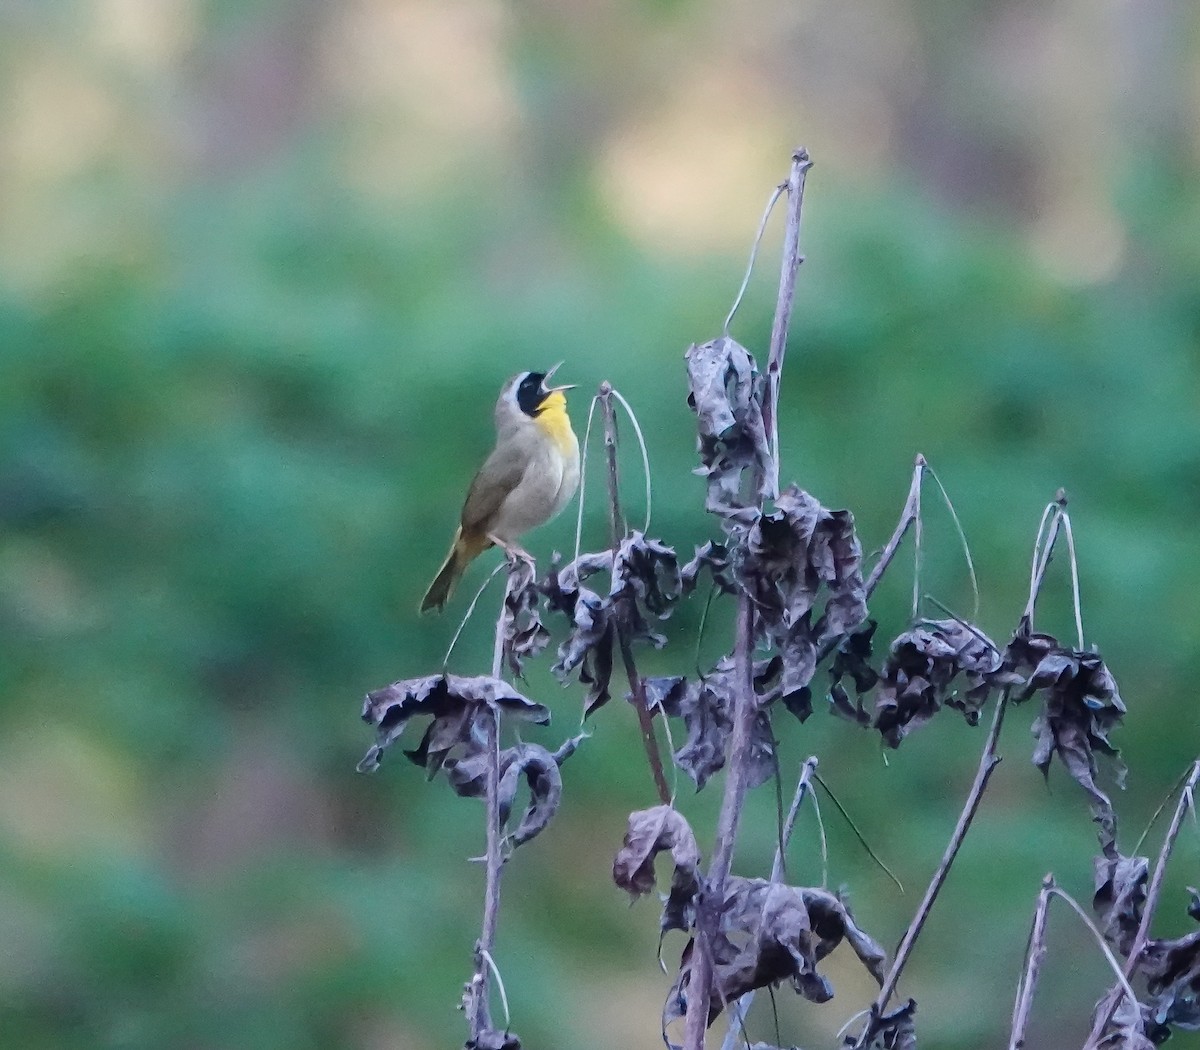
top-left (464, 574), bottom-right (514, 1042)
top-left (850, 689), bottom-right (1009, 1048)
top-left (723, 181), bottom-right (786, 338)
top-left (762, 147), bottom-right (813, 501)
top-left (772, 756), bottom-right (820, 882)
top-left (684, 596), bottom-right (757, 1050)
top-left (1024, 491), bottom-right (1067, 626)
top-left (600, 383), bottom-right (671, 805)
top-left (1081, 758), bottom-right (1200, 1049)
top-left (865, 454), bottom-right (926, 602)
top-left (719, 756), bottom-right (820, 1050)
top-left (1009, 874), bottom-right (1055, 1050)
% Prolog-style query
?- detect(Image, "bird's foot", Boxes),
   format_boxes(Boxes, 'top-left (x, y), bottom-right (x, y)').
top-left (487, 534), bottom-right (535, 569)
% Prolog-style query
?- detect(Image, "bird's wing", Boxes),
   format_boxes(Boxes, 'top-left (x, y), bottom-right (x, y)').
top-left (460, 443), bottom-right (530, 534)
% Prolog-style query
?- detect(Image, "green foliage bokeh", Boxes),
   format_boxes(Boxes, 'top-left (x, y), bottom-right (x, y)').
top-left (1, 3), bottom-right (1199, 1048)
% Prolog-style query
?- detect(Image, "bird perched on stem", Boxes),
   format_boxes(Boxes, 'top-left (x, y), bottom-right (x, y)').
top-left (420, 364), bottom-right (580, 613)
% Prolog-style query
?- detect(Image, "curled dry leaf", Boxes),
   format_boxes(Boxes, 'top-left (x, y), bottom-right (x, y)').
top-left (551, 586), bottom-right (614, 716)
top-left (613, 805), bottom-right (702, 935)
top-left (1007, 627), bottom-right (1127, 857)
top-left (1141, 897), bottom-right (1200, 1035)
top-left (739, 486), bottom-right (869, 704)
top-left (502, 556), bottom-right (550, 677)
top-left (466, 1028), bottom-right (521, 1050)
top-left (1092, 852), bottom-right (1149, 956)
top-left (357, 674), bottom-right (550, 774)
top-left (613, 531), bottom-right (681, 619)
top-left (680, 540), bottom-right (736, 596)
top-left (666, 878), bottom-right (886, 1033)
top-left (642, 663), bottom-right (777, 791)
top-left (842, 999), bottom-right (917, 1050)
top-left (445, 735), bottom-right (585, 850)
top-left (872, 619), bottom-right (1014, 748)
top-left (685, 335), bottom-right (771, 520)
top-left (542, 534), bottom-right (682, 718)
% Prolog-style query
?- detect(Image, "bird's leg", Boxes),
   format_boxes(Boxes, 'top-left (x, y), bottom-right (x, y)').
top-left (487, 533), bottom-right (535, 569)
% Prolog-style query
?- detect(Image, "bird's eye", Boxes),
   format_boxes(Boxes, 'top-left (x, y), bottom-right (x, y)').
top-left (516, 371), bottom-right (546, 416)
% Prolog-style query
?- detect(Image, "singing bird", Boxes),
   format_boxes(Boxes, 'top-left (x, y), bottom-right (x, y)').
top-left (420, 365), bottom-right (580, 613)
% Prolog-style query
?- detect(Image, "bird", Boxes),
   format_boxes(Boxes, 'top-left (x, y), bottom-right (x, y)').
top-left (420, 364), bottom-right (581, 613)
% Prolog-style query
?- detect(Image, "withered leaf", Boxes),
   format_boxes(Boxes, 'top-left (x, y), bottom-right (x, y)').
top-left (643, 661), bottom-right (777, 791)
top-left (543, 536), bottom-right (680, 717)
top-left (540, 550), bottom-right (614, 615)
top-left (613, 805), bottom-right (702, 935)
top-left (502, 556), bottom-right (550, 677)
top-left (550, 587), bottom-right (614, 717)
top-left (1093, 852), bottom-right (1148, 956)
top-left (872, 619), bottom-right (1011, 747)
top-left (357, 674), bottom-right (549, 774)
top-left (613, 531), bottom-right (681, 622)
top-left (445, 735), bottom-right (584, 850)
top-left (680, 540), bottom-right (736, 596)
top-left (738, 487), bottom-right (868, 703)
top-left (842, 999), bottom-right (917, 1050)
top-left (685, 336), bottom-right (771, 520)
top-left (1142, 899), bottom-right (1200, 1035)
top-left (1008, 627), bottom-right (1127, 857)
top-left (466, 1027), bottom-right (520, 1050)
top-left (1098, 997), bottom-right (1159, 1049)
top-left (670, 878), bottom-right (886, 1031)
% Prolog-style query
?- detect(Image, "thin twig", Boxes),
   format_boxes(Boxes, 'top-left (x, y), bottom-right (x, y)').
top-left (1132, 763), bottom-right (1194, 855)
top-left (1024, 491), bottom-right (1068, 626)
top-left (1048, 886), bottom-right (1141, 1021)
top-left (599, 383), bottom-right (671, 805)
top-left (773, 756), bottom-right (820, 882)
top-left (1009, 874), bottom-right (1055, 1050)
top-left (442, 561), bottom-right (508, 668)
top-left (573, 393), bottom-right (602, 566)
top-left (923, 462), bottom-right (980, 623)
top-left (723, 182), bottom-right (787, 338)
top-left (607, 385), bottom-right (653, 535)
top-left (684, 595), bottom-right (757, 1050)
top-left (865, 454), bottom-right (926, 602)
top-left (761, 147), bottom-right (813, 501)
top-left (465, 575), bottom-right (514, 1041)
top-left (815, 772), bottom-right (904, 894)
top-left (1059, 510), bottom-right (1085, 650)
top-left (1082, 758), bottom-right (1200, 1048)
top-left (850, 689), bottom-right (1009, 1048)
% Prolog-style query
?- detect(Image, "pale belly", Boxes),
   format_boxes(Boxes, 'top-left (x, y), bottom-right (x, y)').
top-left (490, 443), bottom-right (579, 542)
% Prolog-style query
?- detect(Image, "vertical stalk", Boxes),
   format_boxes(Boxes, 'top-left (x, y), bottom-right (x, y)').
top-left (762, 148), bottom-right (813, 500)
top-left (1081, 758), bottom-right (1200, 1048)
top-left (600, 383), bottom-right (671, 804)
top-left (464, 576), bottom-right (513, 1042)
top-left (683, 595), bottom-right (756, 1049)
top-left (1008, 875), bottom-right (1055, 1050)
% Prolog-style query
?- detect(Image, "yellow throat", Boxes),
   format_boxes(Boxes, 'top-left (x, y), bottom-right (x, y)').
top-left (534, 390), bottom-right (575, 456)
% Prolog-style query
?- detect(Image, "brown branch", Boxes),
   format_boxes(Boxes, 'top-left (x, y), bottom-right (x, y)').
top-left (685, 149), bottom-right (812, 1049)
top-left (1009, 874), bottom-right (1056, 1050)
top-left (1081, 758), bottom-right (1200, 1049)
top-left (719, 755), bottom-right (820, 1050)
top-left (600, 383), bottom-right (671, 805)
top-left (850, 689), bottom-right (1009, 1047)
top-left (463, 572), bottom-right (516, 1042)
top-left (762, 147), bottom-right (813, 501)
top-left (683, 595), bottom-right (757, 1050)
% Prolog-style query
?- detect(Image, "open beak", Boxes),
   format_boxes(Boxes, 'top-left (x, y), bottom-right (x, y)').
top-left (542, 361), bottom-right (576, 393)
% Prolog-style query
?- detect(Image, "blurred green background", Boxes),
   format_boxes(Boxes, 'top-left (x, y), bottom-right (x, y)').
top-left (2, 1), bottom-right (1199, 1048)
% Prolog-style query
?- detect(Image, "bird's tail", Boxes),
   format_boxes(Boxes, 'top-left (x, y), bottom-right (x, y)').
top-left (420, 529), bottom-right (490, 613)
